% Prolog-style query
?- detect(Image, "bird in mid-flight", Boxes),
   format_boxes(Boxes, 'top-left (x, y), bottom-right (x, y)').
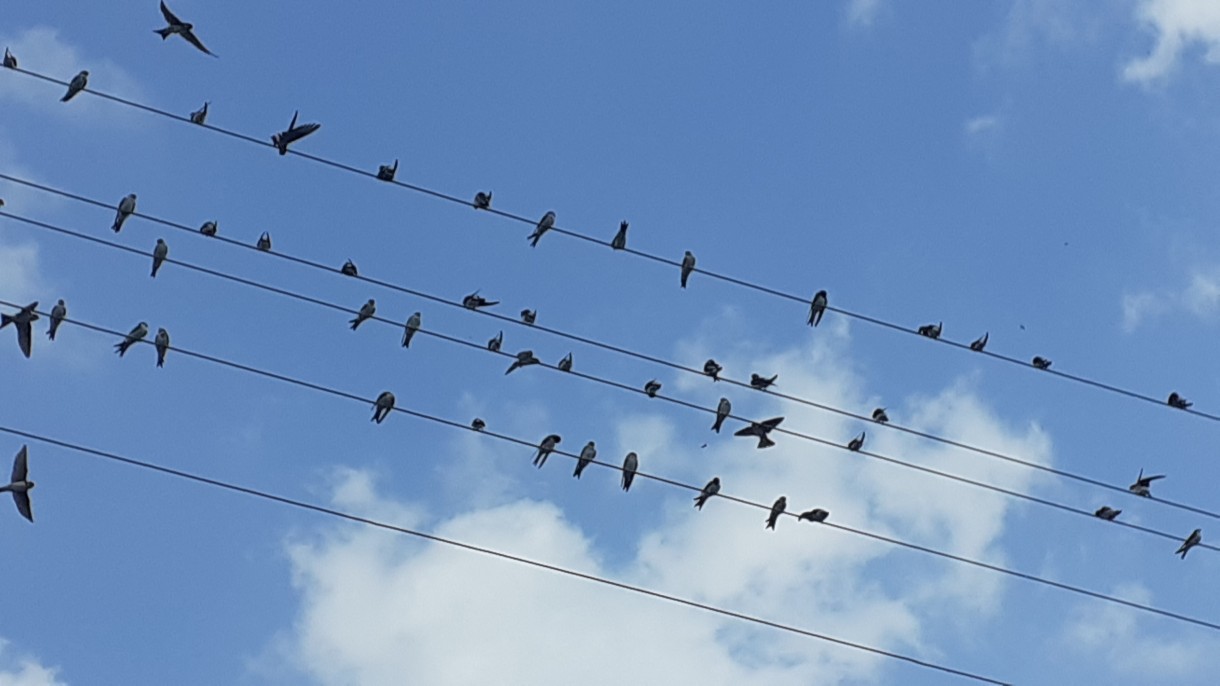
top-left (1, 302), bottom-right (38, 359)
top-left (271, 111), bottom-right (320, 155)
top-left (61, 70), bottom-right (88, 102)
top-left (528, 211), bottom-right (556, 247)
top-left (734, 417), bottom-right (784, 449)
top-left (0, 446), bottom-right (34, 523)
top-left (155, 1), bottom-right (217, 57)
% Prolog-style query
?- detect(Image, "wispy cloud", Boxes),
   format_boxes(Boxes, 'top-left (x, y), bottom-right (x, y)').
top-left (1124, 0), bottom-right (1220, 83)
top-left (845, 0), bottom-right (883, 28)
top-left (1122, 266), bottom-right (1220, 331)
top-left (964, 114), bottom-right (1001, 136)
top-left (0, 638), bottom-right (67, 686)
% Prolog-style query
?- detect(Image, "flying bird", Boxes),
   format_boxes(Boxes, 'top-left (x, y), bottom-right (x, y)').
top-left (471, 418), bottom-right (486, 432)
top-left (520, 309), bottom-right (537, 325)
top-left (644, 380), bottom-right (661, 398)
top-left (150, 238), bottom-right (169, 277)
top-left (1032, 356), bottom-right (1052, 370)
top-left (1167, 392), bottom-right (1192, 410)
top-left (969, 332), bottom-right (989, 352)
top-left (402, 312), bottom-right (421, 347)
top-left (271, 111), bottom-right (320, 155)
top-left (112, 193), bottom-right (137, 232)
top-left (611, 221), bottom-right (628, 250)
top-left (349, 299), bottom-right (376, 330)
top-left (573, 441), bottom-right (596, 479)
top-left (1128, 469), bottom-right (1164, 498)
top-left (377, 159), bottom-right (398, 182)
top-left (371, 391), bottom-right (395, 423)
top-left (0, 446), bottom-right (34, 523)
top-left (808, 290), bottom-right (828, 327)
top-left (340, 259), bottom-right (358, 276)
top-left (155, 1), bottom-right (217, 56)
top-left (765, 496), bottom-right (787, 530)
top-left (189, 101), bottom-right (208, 125)
top-left (872, 407), bottom-right (889, 423)
top-left (528, 211), bottom-right (556, 247)
top-left (462, 292), bottom-right (498, 310)
top-left (847, 431), bottom-right (865, 452)
top-left (693, 477), bottom-right (721, 510)
top-left (154, 328), bottom-right (170, 367)
top-left (533, 434), bottom-right (561, 468)
top-left (703, 359), bottom-right (722, 381)
top-left (3, 48), bottom-right (16, 69)
top-left (1, 301), bottom-right (38, 358)
top-left (917, 322), bottom-right (942, 339)
top-left (473, 191), bottom-right (492, 210)
top-left (505, 350), bottom-right (540, 375)
top-left (711, 397), bottom-right (731, 433)
top-left (1176, 529), bottom-right (1202, 559)
top-left (47, 299), bottom-right (66, 341)
top-left (1093, 506), bottom-right (1121, 521)
top-left (557, 352), bottom-right (573, 372)
top-left (199, 220), bottom-right (217, 236)
top-left (680, 251), bottom-right (696, 288)
top-left (487, 331), bottom-right (503, 352)
top-left (798, 508), bottom-right (829, 523)
top-left (61, 70), bottom-right (88, 102)
top-left (621, 452), bottom-right (639, 492)
top-left (114, 321), bottom-right (149, 357)
top-left (734, 417), bottom-right (784, 449)
top-left (256, 232), bottom-right (272, 251)
top-left (750, 373), bottom-right (777, 390)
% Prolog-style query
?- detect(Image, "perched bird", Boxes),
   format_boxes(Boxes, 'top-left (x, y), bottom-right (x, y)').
top-left (487, 331), bottom-right (503, 352)
top-left (0, 446), bottom-right (34, 523)
top-left (402, 312), bottom-right (421, 347)
top-left (808, 290), bottom-right (828, 327)
top-left (505, 350), bottom-right (540, 375)
top-left (151, 327), bottom-right (170, 367)
top-left (271, 111), bottom-right (320, 155)
top-left (112, 193), bottom-right (137, 232)
top-left (520, 309), bottom-right (537, 325)
top-left (371, 391), bottom-right (395, 423)
top-left (3, 48), bottom-right (16, 69)
top-left (377, 159), bottom-right (398, 182)
top-left (644, 380), bottom-right (661, 398)
top-left (340, 259), bottom-right (358, 276)
top-left (621, 452), bottom-right (639, 492)
top-left (847, 431), bottom-right (866, 452)
top-left (693, 477), bottom-right (721, 510)
top-left (462, 291), bottom-right (499, 310)
top-left (349, 299), bottom-right (376, 330)
top-left (711, 397), bottom-right (732, 433)
top-left (114, 321), bottom-right (149, 357)
top-left (611, 221), bottom-right (628, 250)
top-left (1128, 469), bottom-right (1165, 497)
top-left (533, 434), bottom-right (561, 468)
top-left (872, 407), bottom-right (889, 424)
top-left (150, 238), bottom-right (169, 277)
top-left (750, 373), bottom-right (777, 390)
top-left (1094, 506), bottom-right (1121, 521)
top-left (969, 332), bottom-right (989, 352)
top-left (473, 191), bottom-right (492, 210)
top-left (155, 1), bottom-right (217, 56)
top-left (528, 211), bottom-right (556, 247)
top-left (47, 299), bottom-right (67, 341)
top-left (798, 508), bottom-right (830, 523)
top-left (471, 418), bottom-right (486, 432)
top-left (1167, 392), bottom-right (1192, 410)
top-left (61, 70), bottom-right (88, 102)
top-left (917, 322), bottom-right (942, 339)
top-left (765, 496), bottom-right (787, 530)
top-left (703, 359), bottom-right (723, 381)
top-left (189, 101), bottom-right (209, 125)
top-left (1032, 356), bottom-right (1052, 370)
top-left (680, 251), bottom-right (696, 288)
top-left (557, 352), bottom-right (573, 372)
top-left (1176, 529), bottom-right (1202, 559)
top-left (256, 232), bottom-right (272, 251)
top-left (734, 417), bottom-right (784, 449)
top-left (574, 441), bottom-right (596, 479)
top-left (1, 302), bottom-right (39, 358)
top-left (199, 220), bottom-right (218, 236)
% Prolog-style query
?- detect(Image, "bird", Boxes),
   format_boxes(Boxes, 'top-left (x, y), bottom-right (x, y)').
top-left (557, 352), bottom-right (573, 372)
top-left (520, 309), bottom-right (537, 325)
top-left (112, 193), bottom-right (137, 232)
top-left (693, 477), bottom-right (721, 510)
top-left (256, 232), bottom-right (272, 251)
top-left (155, 1), bottom-right (217, 56)
top-left (462, 291), bottom-right (499, 310)
top-left (528, 211), bottom-right (556, 247)
top-left (471, 418), bottom-right (486, 432)
top-left (402, 312), bottom-right (421, 347)
top-left (153, 327), bottom-right (170, 367)
top-left (1093, 506), bottom-right (1121, 521)
top-left (505, 350), bottom-right (540, 375)
top-left (808, 290), bottom-right (828, 327)
top-left (377, 159), bottom-right (398, 182)
top-left (3, 47), bottom-right (16, 69)
top-left (487, 331), bottom-right (503, 352)
top-left (765, 496), bottom-right (787, 530)
top-left (271, 111), bottom-right (320, 155)
top-left (969, 332), bottom-right (989, 352)
top-left (734, 417), bottom-right (784, 449)
top-left (1176, 529), bottom-right (1202, 559)
top-left (473, 191), bottom-right (492, 210)
top-left (1167, 392), bottom-right (1192, 410)
top-left (199, 220), bottom-right (218, 236)
top-left (47, 299), bottom-right (66, 341)
top-left (0, 446), bottom-right (34, 523)
top-left (533, 434), bottom-right (561, 468)
top-left (340, 259), bottom-right (358, 276)
top-left (574, 441), bottom-right (596, 479)
top-left (61, 70), bottom-right (88, 102)
top-left (703, 359), bottom-right (723, 381)
top-left (711, 397), bottom-right (731, 433)
top-left (872, 407), bottom-right (889, 423)
top-left (114, 321), bottom-right (149, 357)
top-left (1, 302), bottom-right (38, 358)
top-left (189, 102), bottom-right (209, 125)
top-left (847, 431), bottom-right (865, 451)
top-left (371, 391), bottom-right (395, 423)
top-left (150, 238), bottom-right (169, 277)
top-left (644, 380), bottom-right (661, 398)
top-left (611, 221), bottom-right (628, 250)
top-left (349, 299), bottom-right (376, 330)
top-left (1032, 356), bottom-right (1052, 370)
top-left (917, 322), bottom-right (942, 339)
top-left (798, 508), bottom-right (829, 523)
top-left (680, 251), bottom-right (696, 288)
top-left (1128, 469), bottom-right (1165, 497)
top-left (750, 373), bottom-right (777, 390)
top-left (621, 452), bottom-right (639, 492)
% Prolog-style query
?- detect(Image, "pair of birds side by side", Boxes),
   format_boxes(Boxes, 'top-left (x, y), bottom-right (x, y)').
top-left (3, 300), bottom-right (69, 359)
top-left (114, 322), bottom-right (172, 367)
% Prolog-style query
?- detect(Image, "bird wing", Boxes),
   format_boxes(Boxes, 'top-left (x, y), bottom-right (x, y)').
top-left (160, 1), bottom-right (182, 25)
top-left (760, 417), bottom-right (785, 430)
top-left (16, 320), bottom-right (32, 358)
top-left (733, 425), bottom-right (758, 437)
top-left (182, 30), bottom-right (217, 57)
top-left (12, 490), bottom-right (32, 522)
top-left (1145, 475), bottom-right (1166, 483)
top-left (12, 446), bottom-right (27, 482)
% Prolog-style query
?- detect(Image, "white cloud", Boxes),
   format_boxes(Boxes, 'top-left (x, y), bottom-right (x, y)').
top-left (1124, 0), bottom-right (1220, 83)
top-left (0, 639), bottom-right (66, 686)
top-left (1122, 266), bottom-right (1220, 331)
top-left (845, 0), bottom-right (883, 28)
top-left (964, 115), bottom-right (1001, 136)
top-left (1121, 291), bottom-right (1161, 332)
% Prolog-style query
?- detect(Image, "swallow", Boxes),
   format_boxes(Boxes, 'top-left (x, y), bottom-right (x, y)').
top-left (112, 193), bottom-right (137, 232)
top-left (872, 408), bottom-right (889, 423)
top-left (763, 496), bottom-right (788, 530)
top-left (611, 221), bottom-right (628, 250)
top-left (798, 508), bottom-right (829, 523)
top-left (750, 373), bottom-right (777, 390)
top-left (2, 48), bottom-right (16, 69)
top-left (1093, 506), bottom-right (1121, 521)
top-left (487, 331), bottom-right (503, 352)
top-left (1031, 356), bottom-right (1052, 370)
top-left (473, 191), bottom-right (492, 210)
top-left (155, 1), bottom-right (217, 56)
top-left (644, 380), bottom-right (661, 398)
top-left (377, 159), bottom-right (398, 182)
top-left (402, 312), bottom-right (421, 347)
top-left (47, 299), bottom-right (66, 341)
top-left (621, 452), bottom-right (639, 492)
top-left (61, 70), bottom-right (88, 102)
top-left (573, 441), bottom-right (596, 479)
top-left (808, 290), bottom-right (828, 326)
top-left (703, 359), bottom-right (722, 381)
top-left (153, 328), bottom-right (170, 367)
top-left (471, 418), bottom-right (486, 432)
top-left (520, 309), bottom-right (537, 325)
top-left (462, 291), bottom-right (499, 310)
top-left (680, 251), bottom-right (696, 288)
top-left (847, 431), bottom-right (865, 452)
top-left (256, 232), bottom-right (272, 251)
top-left (189, 101), bottom-right (209, 125)
top-left (199, 220), bottom-right (217, 236)
top-left (1167, 392), bottom-right (1192, 410)
top-left (969, 332), bottom-right (989, 352)
top-left (557, 352), bottom-right (573, 372)
top-left (340, 259), bottom-right (358, 276)
top-left (505, 350), bottom-right (540, 375)
top-left (528, 211), bottom-right (556, 247)
top-left (917, 322), bottom-right (942, 339)
top-left (693, 477), bottom-right (720, 510)
top-left (1176, 529), bottom-right (1202, 558)
top-left (349, 299), bottom-right (376, 330)
top-left (1, 302), bottom-right (38, 358)
top-left (271, 111), bottom-right (320, 155)
top-left (734, 417), bottom-right (784, 449)
top-left (371, 391), bottom-right (395, 423)
top-left (533, 434), bottom-right (561, 468)
top-left (115, 321), bottom-right (149, 357)
top-left (0, 446), bottom-right (34, 523)
top-left (711, 397), bottom-right (731, 433)
top-left (1128, 469), bottom-right (1164, 497)
top-left (150, 238), bottom-right (169, 277)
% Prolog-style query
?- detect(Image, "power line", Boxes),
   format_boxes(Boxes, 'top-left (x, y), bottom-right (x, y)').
top-left (4, 200), bottom-right (1220, 530)
top-left (3, 66), bottom-right (1214, 425)
top-left (3, 297), bottom-right (1217, 633)
top-left (0, 426), bottom-right (1009, 685)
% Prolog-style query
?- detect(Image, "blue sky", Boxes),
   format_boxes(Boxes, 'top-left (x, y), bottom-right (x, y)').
top-left (2, 1), bottom-right (1220, 683)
